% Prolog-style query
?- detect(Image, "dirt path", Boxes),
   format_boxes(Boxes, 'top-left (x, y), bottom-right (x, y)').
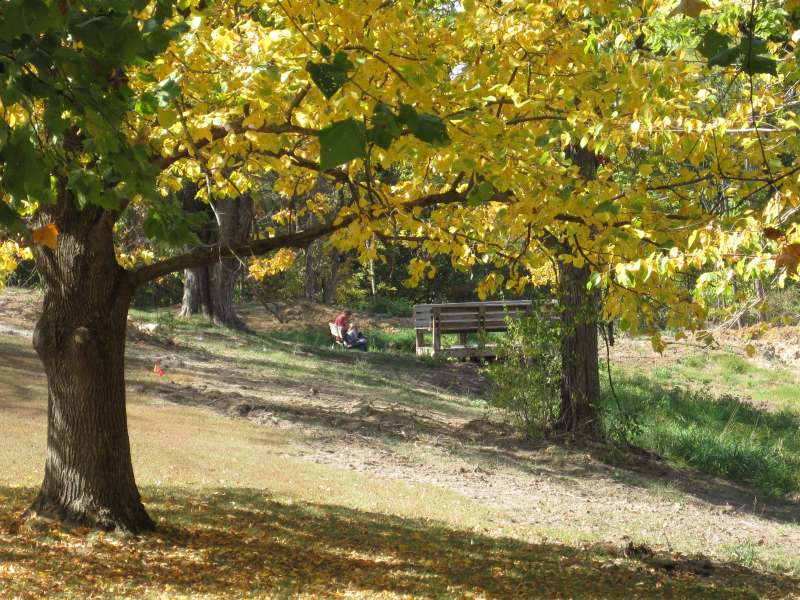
top-left (2, 287), bottom-right (800, 577)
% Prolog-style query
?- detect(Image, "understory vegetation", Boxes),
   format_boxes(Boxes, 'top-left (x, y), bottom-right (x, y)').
top-left (484, 316), bottom-right (563, 439)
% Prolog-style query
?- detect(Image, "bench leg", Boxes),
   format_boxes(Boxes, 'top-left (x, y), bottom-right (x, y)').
top-left (432, 325), bottom-right (441, 355)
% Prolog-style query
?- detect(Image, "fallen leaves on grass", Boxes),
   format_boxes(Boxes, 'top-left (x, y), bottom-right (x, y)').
top-left (1, 486), bottom-right (798, 599)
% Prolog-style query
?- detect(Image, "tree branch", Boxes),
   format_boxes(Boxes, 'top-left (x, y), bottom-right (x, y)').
top-left (130, 188), bottom-right (467, 286)
top-left (132, 218), bottom-right (351, 286)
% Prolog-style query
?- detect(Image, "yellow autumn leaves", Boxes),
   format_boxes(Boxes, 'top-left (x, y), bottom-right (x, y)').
top-left (1, 0), bottom-right (792, 342)
top-left (0, 241), bottom-right (31, 290)
top-left (249, 248), bottom-right (297, 281)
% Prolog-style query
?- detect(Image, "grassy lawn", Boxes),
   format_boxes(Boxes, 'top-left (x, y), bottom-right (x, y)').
top-left (604, 350), bottom-right (800, 498)
top-left (2, 298), bottom-right (800, 597)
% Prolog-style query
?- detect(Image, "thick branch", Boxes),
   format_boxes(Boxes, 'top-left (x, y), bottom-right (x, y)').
top-left (130, 188), bottom-right (467, 287)
top-left (132, 218), bottom-right (351, 286)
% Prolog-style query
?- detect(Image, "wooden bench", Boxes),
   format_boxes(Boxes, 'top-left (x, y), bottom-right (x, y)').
top-left (413, 300), bottom-right (534, 358)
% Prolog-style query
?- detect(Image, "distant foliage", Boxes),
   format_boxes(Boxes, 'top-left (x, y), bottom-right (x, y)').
top-left (354, 296), bottom-right (414, 318)
top-left (484, 316), bottom-right (561, 439)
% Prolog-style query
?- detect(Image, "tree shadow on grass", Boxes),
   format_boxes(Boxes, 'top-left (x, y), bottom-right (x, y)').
top-left (178, 323), bottom-right (489, 400)
top-left (0, 338), bottom-right (47, 417)
top-left (0, 486), bottom-right (797, 599)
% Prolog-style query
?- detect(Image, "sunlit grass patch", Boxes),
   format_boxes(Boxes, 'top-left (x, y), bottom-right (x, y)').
top-left (603, 373), bottom-right (800, 497)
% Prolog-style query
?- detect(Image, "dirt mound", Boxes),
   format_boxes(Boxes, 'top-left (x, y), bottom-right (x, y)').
top-left (0, 288), bottom-right (412, 335)
top-left (239, 300), bottom-right (412, 333)
top-left (727, 324), bottom-right (800, 367)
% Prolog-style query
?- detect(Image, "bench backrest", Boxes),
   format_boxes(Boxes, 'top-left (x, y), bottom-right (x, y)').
top-left (413, 301), bottom-right (533, 333)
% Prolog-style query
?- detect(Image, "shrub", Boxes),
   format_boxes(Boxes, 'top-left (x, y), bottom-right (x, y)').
top-left (484, 315), bottom-right (561, 439)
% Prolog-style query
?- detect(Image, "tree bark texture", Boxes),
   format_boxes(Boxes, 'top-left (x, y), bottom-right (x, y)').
top-left (555, 259), bottom-right (601, 437)
top-left (28, 203), bottom-right (153, 533)
top-left (304, 239), bottom-right (321, 302)
top-left (322, 248), bottom-right (343, 305)
top-left (179, 193), bottom-right (254, 329)
top-left (554, 145), bottom-right (602, 437)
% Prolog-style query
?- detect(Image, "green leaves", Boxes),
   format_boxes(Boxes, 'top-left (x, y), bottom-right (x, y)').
top-left (67, 169), bottom-right (121, 210)
top-left (0, 0), bottom-right (184, 224)
top-left (745, 54), bottom-right (777, 76)
top-left (368, 103), bottom-right (402, 150)
top-left (318, 118), bottom-right (367, 171)
top-left (307, 51), bottom-right (354, 99)
top-left (136, 78), bottom-right (181, 116)
top-left (0, 127), bottom-right (53, 204)
top-left (143, 196), bottom-right (202, 247)
top-left (398, 104), bottom-right (450, 146)
top-left (0, 201), bottom-right (25, 234)
top-left (317, 102), bottom-right (451, 170)
top-left (697, 30), bottom-right (732, 62)
top-left (698, 30), bottom-right (777, 75)
top-left (467, 181), bottom-right (493, 206)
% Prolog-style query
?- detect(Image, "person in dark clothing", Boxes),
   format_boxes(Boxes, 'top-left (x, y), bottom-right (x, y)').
top-left (344, 322), bottom-right (368, 352)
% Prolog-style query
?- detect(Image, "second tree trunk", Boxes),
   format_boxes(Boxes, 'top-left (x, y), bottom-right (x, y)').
top-left (180, 195), bottom-right (253, 329)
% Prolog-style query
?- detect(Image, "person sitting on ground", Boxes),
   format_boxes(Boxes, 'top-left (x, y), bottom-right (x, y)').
top-left (344, 322), bottom-right (368, 352)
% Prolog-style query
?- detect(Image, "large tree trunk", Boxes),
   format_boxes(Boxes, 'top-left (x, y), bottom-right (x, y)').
top-left (181, 265), bottom-right (212, 319)
top-left (553, 144), bottom-right (601, 437)
top-left (180, 194), bottom-right (253, 329)
top-left (555, 260), bottom-right (601, 437)
top-left (27, 206), bottom-right (153, 533)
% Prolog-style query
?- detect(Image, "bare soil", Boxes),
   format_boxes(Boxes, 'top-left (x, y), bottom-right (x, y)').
top-left (237, 300), bottom-right (412, 333)
top-left (2, 287), bottom-right (800, 579)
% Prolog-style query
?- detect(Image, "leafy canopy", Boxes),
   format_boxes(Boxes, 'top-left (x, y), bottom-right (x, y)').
top-left (0, 0), bottom-right (800, 344)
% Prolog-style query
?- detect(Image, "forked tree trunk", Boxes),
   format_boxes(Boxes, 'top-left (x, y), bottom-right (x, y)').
top-left (180, 195), bottom-right (253, 329)
top-left (27, 206), bottom-right (153, 533)
top-left (555, 258), bottom-right (601, 437)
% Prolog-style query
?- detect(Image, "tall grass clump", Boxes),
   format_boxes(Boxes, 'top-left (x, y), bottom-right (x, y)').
top-left (484, 316), bottom-right (561, 439)
top-left (603, 375), bottom-right (800, 497)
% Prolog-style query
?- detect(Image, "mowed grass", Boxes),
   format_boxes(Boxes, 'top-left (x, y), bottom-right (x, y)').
top-left (5, 329), bottom-right (797, 598)
top-left (605, 351), bottom-right (800, 498)
top-left (143, 308), bottom-right (800, 499)
top-left (129, 308), bottom-right (487, 417)
top-left (129, 306), bottom-right (421, 354)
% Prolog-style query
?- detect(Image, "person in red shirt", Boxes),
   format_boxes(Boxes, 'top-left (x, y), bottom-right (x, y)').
top-left (332, 310), bottom-right (368, 350)
top-left (333, 310), bottom-right (352, 342)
